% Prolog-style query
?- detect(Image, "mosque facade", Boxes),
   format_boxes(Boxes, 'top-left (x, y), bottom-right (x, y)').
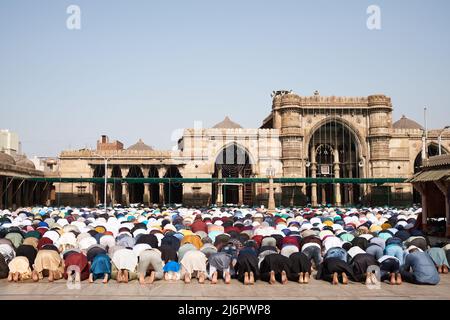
top-left (41, 91), bottom-right (450, 208)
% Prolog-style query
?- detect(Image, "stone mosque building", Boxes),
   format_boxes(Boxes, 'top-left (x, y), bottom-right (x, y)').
top-left (46, 91), bottom-right (450, 208)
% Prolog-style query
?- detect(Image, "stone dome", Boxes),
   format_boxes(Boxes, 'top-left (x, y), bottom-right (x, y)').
top-left (393, 115), bottom-right (423, 130)
top-left (127, 139), bottom-right (153, 151)
top-left (16, 156), bottom-right (36, 170)
top-left (212, 116), bottom-right (242, 129)
top-left (12, 154), bottom-right (36, 169)
top-left (0, 152), bottom-right (16, 166)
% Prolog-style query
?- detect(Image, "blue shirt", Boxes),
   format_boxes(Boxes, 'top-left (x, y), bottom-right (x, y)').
top-left (403, 252), bottom-right (440, 285)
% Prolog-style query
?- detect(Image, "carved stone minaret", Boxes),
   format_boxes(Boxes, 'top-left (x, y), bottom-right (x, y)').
top-left (368, 94), bottom-right (392, 177)
top-left (273, 91), bottom-right (305, 204)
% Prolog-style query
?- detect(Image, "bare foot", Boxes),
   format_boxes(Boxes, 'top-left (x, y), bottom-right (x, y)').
top-left (198, 272), bottom-right (205, 284)
top-left (269, 271), bottom-right (276, 285)
top-left (249, 272), bottom-right (255, 285)
top-left (443, 265), bottom-right (449, 274)
top-left (390, 273), bottom-right (396, 285)
top-left (13, 272), bottom-right (19, 282)
top-left (396, 273), bottom-right (402, 285)
top-left (438, 266), bottom-right (443, 273)
top-left (224, 271), bottom-right (231, 284)
top-left (332, 272), bottom-right (339, 285)
top-left (123, 270), bottom-right (129, 283)
top-left (341, 272), bottom-right (348, 285)
top-left (32, 271), bottom-right (39, 282)
top-left (298, 272), bottom-right (304, 284)
top-left (211, 271), bottom-right (218, 284)
top-left (146, 271), bottom-right (155, 284)
top-left (116, 270), bottom-right (122, 283)
top-left (184, 273), bottom-right (191, 284)
top-left (7, 273), bottom-right (13, 282)
top-left (139, 273), bottom-right (146, 285)
top-left (48, 270), bottom-right (54, 282)
top-left (102, 274), bottom-right (109, 284)
top-left (304, 272), bottom-right (310, 284)
top-left (281, 271), bottom-right (288, 284)
top-left (244, 272), bottom-right (249, 285)
top-left (89, 273), bottom-right (94, 283)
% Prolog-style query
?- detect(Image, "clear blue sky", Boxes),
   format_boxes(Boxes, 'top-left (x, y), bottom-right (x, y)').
top-left (1, 0), bottom-right (449, 157)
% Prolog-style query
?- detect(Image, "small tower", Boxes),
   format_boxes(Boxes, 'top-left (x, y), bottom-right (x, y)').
top-left (368, 94), bottom-right (392, 177)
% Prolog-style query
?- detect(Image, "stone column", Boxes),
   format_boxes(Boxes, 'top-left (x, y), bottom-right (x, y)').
top-left (108, 184), bottom-right (114, 205)
top-left (158, 183), bottom-right (165, 205)
top-left (321, 185), bottom-right (327, 206)
top-left (238, 171), bottom-right (244, 206)
top-left (158, 167), bottom-right (167, 206)
top-left (333, 149), bottom-right (341, 207)
top-left (0, 178), bottom-right (4, 209)
top-left (7, 180), bottom-right (13, 209)
top-left (347, 165), bottom-right (354, 205)
top-left (434, 181), bottom-right (450, 237)
top-left (121, 183), bottom-right (129, 206)
top-left (143, 183), bottom-right (151, 207)
top-left (413, 183), bottom-right (428, 232)
top-left (16, 181), bottom-right (22, 209)
top-left (238, 184), bottom-right (244, 206)
top-left (311, 146), bottom-right (318, 207)
top-left (216, 168), bottom-right (223, 206)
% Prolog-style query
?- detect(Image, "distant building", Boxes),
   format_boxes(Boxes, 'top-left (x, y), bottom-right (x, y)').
top-left (0, 129), bottom-right (20, 155)
top-left (55, 91), bottom-right (450, 208)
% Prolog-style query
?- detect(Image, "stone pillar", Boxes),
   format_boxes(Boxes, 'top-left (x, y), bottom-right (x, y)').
top-left (238, 184), bottom-right (244, 206)
top-left (7, 180), bottom-right (14, 209)
top-left (159, 183), bottom-right (165, 205)
top-left (0, 178), bottom-right (3, 209)
top-left (333, 149), bottom-right (341, 207)
top-left (121, 183), bottom-right (129, 206)
top-left (311, 146), bottom-right (318, 207)
top-left (434, 181), bottom-right (450, 237)
top-left (15, 181), bottom-right (22, 209)
top-left (347, 165), bottom-right (354, 205)
top-left (108, 184), bottom-right (114, 205)
top-left (216, 184), bottom-right (223, 206)
top-left (216, 168), bottom-right (223, 206)
top-left (143, 183), bottom-right (151, 207)
top-left (158, 167), bottom-right (167, 206)
top-left (268, 178), bottom-right (276, 212)
top-left (321, 185), bottom-right (327, 206)
top-left (414, 183), bottom-right (428, 232)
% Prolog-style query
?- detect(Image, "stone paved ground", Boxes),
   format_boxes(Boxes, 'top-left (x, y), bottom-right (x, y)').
top-left (1, 273), bottom-right (449, 300)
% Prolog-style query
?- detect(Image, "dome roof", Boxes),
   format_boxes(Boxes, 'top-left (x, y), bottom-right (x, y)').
top-left (212, 116), bottom-right (242, 129)
top-left (15, 156), bottom-right (36, 170)
top-left (393, 115), bottom-right (423, 130)
top-left (12, 154), bottom-right (35, 169)
top-left (0, 152), bottom-right (16, 166)
top-left (127, 139), bottom-right (153, 151)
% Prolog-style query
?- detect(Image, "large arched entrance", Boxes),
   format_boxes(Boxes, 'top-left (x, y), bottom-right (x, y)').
top-left (213, 143), bottom-right (253, 206)
top-left (413, 143), bottom-right (446, 204)
top-left (306, 121), bottom-right (362, 206)
top-left (164, 166), bottom-right (183, 205)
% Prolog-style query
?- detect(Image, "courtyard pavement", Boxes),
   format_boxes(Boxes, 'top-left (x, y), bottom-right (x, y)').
top-left (1, 273), bottom-right (449, 300)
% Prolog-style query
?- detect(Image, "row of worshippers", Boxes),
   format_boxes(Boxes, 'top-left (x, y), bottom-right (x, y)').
top-left (0, 206), bottom-right (449, 285)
